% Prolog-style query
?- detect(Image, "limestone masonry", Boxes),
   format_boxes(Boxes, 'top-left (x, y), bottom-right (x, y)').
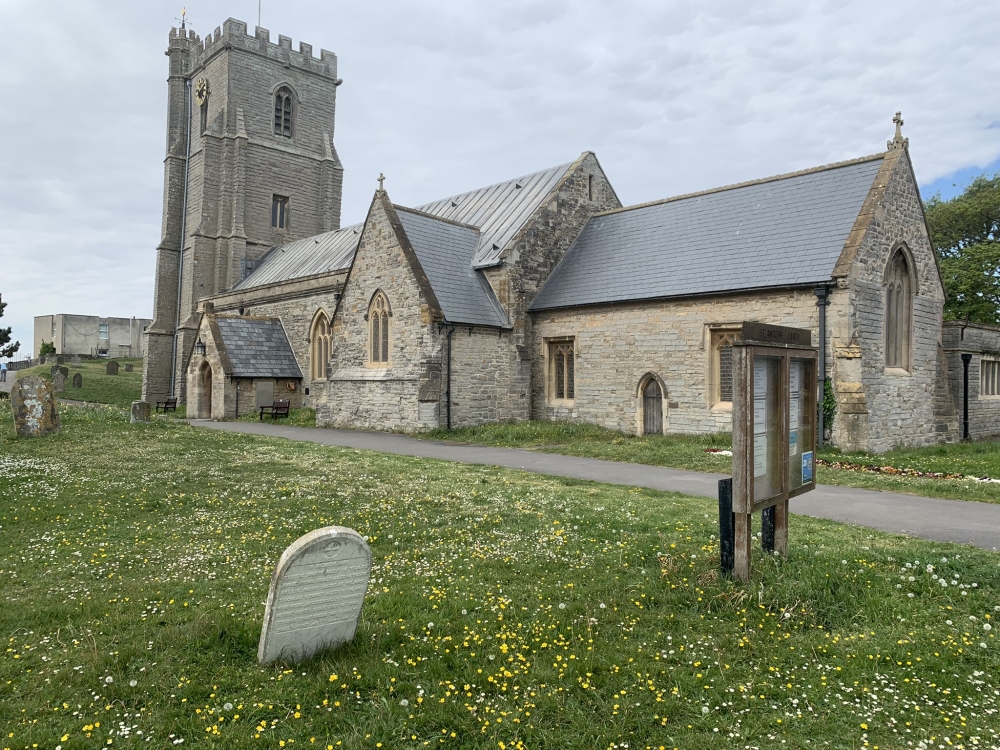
top-left (143, 17), bottom-right (990, 452)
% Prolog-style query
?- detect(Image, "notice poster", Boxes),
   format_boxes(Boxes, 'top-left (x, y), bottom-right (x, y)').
top-left (754, 399), bottom-right (767, 434)
top-left (790, 360), bottom-right (802, 395)
top-left (789, 397), bottom-right (800, 430)
top-left (789, 429), bottom-right (798, 455)
top-left (754, 360), bottom-right (768, 398)
top-left (754, 434), bottom-right (767, 477)
top-left (802, 451), bottom-right (814, 483)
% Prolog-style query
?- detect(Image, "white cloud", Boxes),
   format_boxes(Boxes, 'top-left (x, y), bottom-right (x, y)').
top-left (1, 0), bottom-right (998, 353)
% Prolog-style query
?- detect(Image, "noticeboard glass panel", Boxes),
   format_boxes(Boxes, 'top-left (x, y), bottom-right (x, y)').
top-left (752, 355), bottom-right (783, 505)
top-left (788, 357), bottom-right (816, 492)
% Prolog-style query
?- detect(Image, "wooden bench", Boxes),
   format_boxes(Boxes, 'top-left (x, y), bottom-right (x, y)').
top-left (155, 398), bottom-right (178, 413)
top-left (259, 399), bottom-right (291, 421)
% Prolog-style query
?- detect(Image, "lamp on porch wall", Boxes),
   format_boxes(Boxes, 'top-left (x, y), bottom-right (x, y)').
top-left (195, 339), bottom-right (206, 356)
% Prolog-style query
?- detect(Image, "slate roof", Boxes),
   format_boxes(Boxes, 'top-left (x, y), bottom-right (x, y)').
top-left (395, 208), bottom-right (510, 328)
top-left (530, 155), bottom-right (886, 311)
top-left (214, 317), bottom-right (303, 378)
top-left (234, 161), bottom-right (574, 291)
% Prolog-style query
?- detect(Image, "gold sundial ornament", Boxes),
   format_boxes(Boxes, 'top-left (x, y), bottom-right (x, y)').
top-left (195, 78), bottom-right (209, 105)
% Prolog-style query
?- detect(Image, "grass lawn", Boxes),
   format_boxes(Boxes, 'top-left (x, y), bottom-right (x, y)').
top-left (1, 402), bottom-right (998, 749)
top-left (15, 358), bottom-right (143, 409)
top-left (422, 422), bottom-right (1000, 505)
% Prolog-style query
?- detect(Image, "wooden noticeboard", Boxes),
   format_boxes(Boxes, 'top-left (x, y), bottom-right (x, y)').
top-left (726, 322), bottom-right (818, 581)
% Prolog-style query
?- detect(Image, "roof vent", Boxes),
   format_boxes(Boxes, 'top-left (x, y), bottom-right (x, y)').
top-left (515, 182), bottom-right (523, 189)
top-left (353, 228), bottom-right (359, 234)
top-left (492, 243), bottom-right (500, 252)
top-left (314, 238), bottom-right (319, 243)
top-left (451, 200), bottom-right (459, 207)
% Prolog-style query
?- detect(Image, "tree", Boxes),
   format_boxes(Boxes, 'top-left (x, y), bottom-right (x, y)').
top-left (0, 293), bottom-right (20, 359)
top-left (38, 341), bottom-right (56, 357)
top-left (925, 174), bottom-right (1000, 324)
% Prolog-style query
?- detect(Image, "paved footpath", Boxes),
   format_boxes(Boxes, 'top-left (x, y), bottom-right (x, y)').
top-left (188, 419), bottom-right (1000, 552)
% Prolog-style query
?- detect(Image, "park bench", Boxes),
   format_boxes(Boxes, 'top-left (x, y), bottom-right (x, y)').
top-left (260, 399), bottom-right (290, 421)
top-left (155, 398), bottom-right (178, 413)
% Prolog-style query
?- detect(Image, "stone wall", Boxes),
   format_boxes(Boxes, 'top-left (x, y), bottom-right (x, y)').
top-left (530, 288), bottom-right (824, 435)
top-left (834, 150), bottom-right (954, 452)
top-left (448, 328), bottom-right (522, 427)
top-left (943, 321), bottom-right (1000, 440)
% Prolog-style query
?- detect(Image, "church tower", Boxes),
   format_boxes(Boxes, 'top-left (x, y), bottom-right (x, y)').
top-left (143, 18), bottom-right (344, 404)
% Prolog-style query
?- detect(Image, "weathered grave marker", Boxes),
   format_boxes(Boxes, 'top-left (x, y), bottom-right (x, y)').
top-left (258, 527), bottom-right (372, 665)
top-left (124, 363), bottom-right (134, 373)
top-left (50, 364), bottom-right (68, 378)
top-left (10, 377), bottom-right (60, 438)
top-left (106, 361), bottom-right (119, 376)
top-left (131, 401), bottom-right (151, 423)
top-left (70, 355), bottom-right (82, 367)
top-left (72, 372), bottom-right (82, 388)
top-left (52, 371), bottom-right (66, 392)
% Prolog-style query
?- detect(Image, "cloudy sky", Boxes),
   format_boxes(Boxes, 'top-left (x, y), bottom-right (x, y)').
top-left (1, 0), bottom-right (998, 356)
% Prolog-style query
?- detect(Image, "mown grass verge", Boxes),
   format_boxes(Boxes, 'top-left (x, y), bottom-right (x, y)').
top-left (15, 358), bottom-right (143, 409)
top-left (422, 421), bottom-right (1000, 504)
top-left (1, 401), bottom-right (998, 749)
top-left (234, 407), bottom-right (318, 428)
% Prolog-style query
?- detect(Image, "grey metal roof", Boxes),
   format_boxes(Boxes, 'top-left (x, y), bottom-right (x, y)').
top-left (235, 161), bottom-right (574, 291)
top-left (416, 161), bottom-right (572, 267)
top-left (215, 317), bottom-right (303, 378)
top-left (231, 224), bottom-right (362, 290)
top-left (530, 156), bottom-right (885, 311)
top-left (395, 208), bottom-right (510, 328)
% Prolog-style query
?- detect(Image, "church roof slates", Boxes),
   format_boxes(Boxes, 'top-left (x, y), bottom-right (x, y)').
top-left (530, 157), bottom-right (885, 311)
top-left (395, 208), bottom-right (510, 328)
top-left (214, 317), bottom-right (303, 378)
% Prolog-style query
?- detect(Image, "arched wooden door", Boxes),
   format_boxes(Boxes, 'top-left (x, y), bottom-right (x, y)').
top-left (643, 379), bottom-right (662, 435)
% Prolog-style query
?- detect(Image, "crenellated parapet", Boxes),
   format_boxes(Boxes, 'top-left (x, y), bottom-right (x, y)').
top-left (167, 17), bottom-right (338, 80)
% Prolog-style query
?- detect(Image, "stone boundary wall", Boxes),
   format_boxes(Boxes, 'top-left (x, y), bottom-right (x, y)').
top-left (943, 321), bottom-right (1000, 440)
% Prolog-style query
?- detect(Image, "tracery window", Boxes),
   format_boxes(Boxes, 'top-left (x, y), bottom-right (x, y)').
top-left (310, 312), bottom-right (331, 381)
top-left (711, 329), bottom-right (741, 404)
top-left (273, 87), bottom-right (293, 137)
top-left (885, 250), bottom-right (912, 370)
top-left (272, 195), bottom-right (289, 230)
top-left (548, 340), bottom-right (575, 400)
top-left (369, 292), bottom-right (390, 365)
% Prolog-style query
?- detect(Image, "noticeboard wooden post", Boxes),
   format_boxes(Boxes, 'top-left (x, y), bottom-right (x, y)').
top-left (728, 322), bottom-right (818, 581)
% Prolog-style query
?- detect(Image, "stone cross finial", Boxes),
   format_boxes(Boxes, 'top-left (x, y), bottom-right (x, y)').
top-left (378, 173), bottom-right (386, 192)
top-left (887, 111), bottom-right (909, 151)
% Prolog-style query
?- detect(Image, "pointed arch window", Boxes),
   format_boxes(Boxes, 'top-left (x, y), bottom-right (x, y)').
top-left (310, 312), bottom-right (331, 381)
top-left (273, 87), bottom-right (293, 137)
top-left (369, 292), bottom-right (390, 365)
top-left (885, 250), bottom-right (912, 370)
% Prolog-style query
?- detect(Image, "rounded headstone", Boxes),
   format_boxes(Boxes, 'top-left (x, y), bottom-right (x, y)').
top-left (124, 363), bottom-right (134, 373)
top-left (52, 371), bottom-right (67, 393)
top-left (106, 361), bottom-right (119, 376)
top-left (130, 400), bottom-right (151, 423)
top-left (10, 376), bottom-right (60, 438)
top-left (72, 372), bottom-right (82, 388)
top-left (258, 527), bottom-right (372, 665)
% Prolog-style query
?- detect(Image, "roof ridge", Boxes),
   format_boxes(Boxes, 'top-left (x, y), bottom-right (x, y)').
top-left (421, 160), bottom-right (575, 208)
top-left (394, 204), bottom-right (483, 232)
top-left (595, 152), bottom-right (888, 217)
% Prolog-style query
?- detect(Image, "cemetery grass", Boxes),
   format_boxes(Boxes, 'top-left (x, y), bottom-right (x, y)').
top-left (424, 422), bottom-right (1000, 505)
top-left (15, 358), bottom-right (143, 409)
top-left (1, 403), bottom-right (999, 750)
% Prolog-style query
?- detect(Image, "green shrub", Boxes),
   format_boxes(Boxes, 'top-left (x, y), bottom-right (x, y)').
top-left (38, 341), bottom-right (56, 357)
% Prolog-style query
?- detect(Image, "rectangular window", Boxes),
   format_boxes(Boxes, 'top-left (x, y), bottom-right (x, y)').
top-left (548, 340), bottom-right (575, 400)
top-left (588, 174), bottom-right (595, 202)
top-left (98, 324), bottom-right (109, 340)
top-left (711, 329), bottom-right (741, 404)
top-left (271, 195), bottom-right (289, 230)
top-left (982, 359), bottom-right (1000, 397)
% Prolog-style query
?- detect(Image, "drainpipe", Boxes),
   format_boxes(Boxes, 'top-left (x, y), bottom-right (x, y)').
top-left (814, 286), bottom-right (831, 449)
top-left (961, 353), bottom-right (972, 441)
top-left (169, 78), bottom-right (193, 398)
top-left (445, 325), bottom-right (454, 430)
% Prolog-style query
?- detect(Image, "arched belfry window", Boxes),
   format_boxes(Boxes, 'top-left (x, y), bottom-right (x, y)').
top-left (369, 292), bottom-right (390, 365)
top-left (885, 249), bottom-right (912, 370)
top-left (273, 87), bottom-right (293, 137)
top-left (310, 311), bottom-right (331, 381)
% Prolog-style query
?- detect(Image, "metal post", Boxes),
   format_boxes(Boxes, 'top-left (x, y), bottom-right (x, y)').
top-left (814, 286), bottom-right (830, 449)
top-left (961, 353), bottom-right (972, 441)
top-left (762, 506), bottom-right (775, 553)
top-left (718, 478), bottom-right (735, 574)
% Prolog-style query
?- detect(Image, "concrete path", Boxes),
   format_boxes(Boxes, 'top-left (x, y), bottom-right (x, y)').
top-left (187, 419), bottom-right (1000, 552)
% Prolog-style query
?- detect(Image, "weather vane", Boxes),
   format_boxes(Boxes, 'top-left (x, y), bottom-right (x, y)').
top-left (176, 7), bottom-right (188, 30)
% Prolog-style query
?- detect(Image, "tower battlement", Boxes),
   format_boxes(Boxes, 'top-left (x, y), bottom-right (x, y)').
top-left (168, 17), bottom-right (338, 80)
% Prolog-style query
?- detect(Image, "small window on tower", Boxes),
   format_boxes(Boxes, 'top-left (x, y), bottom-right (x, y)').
top-left (273, 87), bottom-right (293, 138)
top-left (272, 195), bottom-right (289, 230)
top-left (588, 174), bottom-right (595, 202)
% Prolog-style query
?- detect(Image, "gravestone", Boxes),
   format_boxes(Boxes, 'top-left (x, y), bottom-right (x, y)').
top-left (10, 377), bottom-right (60, 438)
top-left (124, 363), bottom-right (134, 373)
top-left (52, 371), bottom-right (66, 393)
top-left (258, 527), bottom-right (372, 665)
top-left (106, 361), bottom-right (119, 376)
top-left (72, 372), bottom-right (82, 388)
top-left (70, 355), bottom-right (82, 367)
top-left (130, 401), bottom-right (151, 423)
top-left (50, 364), bottom-right (68, 378)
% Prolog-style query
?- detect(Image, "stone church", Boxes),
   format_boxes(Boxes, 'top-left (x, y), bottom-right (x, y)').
top-left (143, 17), bottom-right (993, 454)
